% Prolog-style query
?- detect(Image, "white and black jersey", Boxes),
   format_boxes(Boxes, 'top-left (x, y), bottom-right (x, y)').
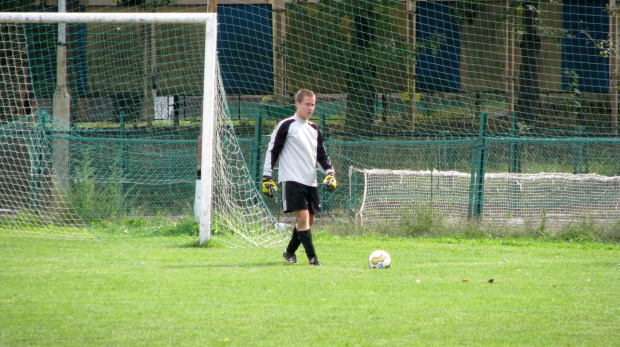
top-left (263, 114), bottom-right (334, 187)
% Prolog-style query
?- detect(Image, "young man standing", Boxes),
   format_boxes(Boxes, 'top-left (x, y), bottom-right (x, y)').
top-left (262, 89), bottom-right (337, 266)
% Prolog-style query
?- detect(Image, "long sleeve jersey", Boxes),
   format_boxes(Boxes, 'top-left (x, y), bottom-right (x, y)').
top-left (263, 114), bottom-right (334, 187)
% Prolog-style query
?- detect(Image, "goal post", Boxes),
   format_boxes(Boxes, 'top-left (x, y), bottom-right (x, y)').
top-left (0, 12), bottom-right (287, 247)
top-left (0, 12), bottom-right (219, 25)
top-left (199, 14), bottom-right (217, 246)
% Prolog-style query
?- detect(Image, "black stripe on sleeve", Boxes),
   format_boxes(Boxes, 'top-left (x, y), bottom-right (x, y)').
top-left (315, 127), bottom-right (333, 172)
top-left (269, 119), bottom-right (294, 171)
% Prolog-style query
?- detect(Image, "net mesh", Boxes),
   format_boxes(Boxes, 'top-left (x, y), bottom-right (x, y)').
top-left (209, 69), bottom-right (288, 247)
top-left (0, 22), bottom-right (90, 239)
top-left (0, 14), bottom-right (287, 245)
top-left (352, 168), bottom-right (620, 228)
top-left (1, 1), bottom-right (620, 236)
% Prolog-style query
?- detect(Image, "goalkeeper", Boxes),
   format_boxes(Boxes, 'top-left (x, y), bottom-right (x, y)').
top-left (262, 89), bottom-right (337, 266)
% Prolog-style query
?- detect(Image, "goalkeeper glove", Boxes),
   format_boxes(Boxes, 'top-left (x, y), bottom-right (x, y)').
top-left (323, 173), bottom-right (337, 192)
top-left (262, 176), bottom-right (278, 198)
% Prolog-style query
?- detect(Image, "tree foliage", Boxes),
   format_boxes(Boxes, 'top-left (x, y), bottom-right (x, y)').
top-left (1, 0), bottom-right (38, 12)
top-left (286, 0), bottom-right (415, 133)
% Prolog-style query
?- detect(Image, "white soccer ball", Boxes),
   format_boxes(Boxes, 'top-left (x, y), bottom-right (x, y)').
top-left (368, 250), bottom-right (391, 269)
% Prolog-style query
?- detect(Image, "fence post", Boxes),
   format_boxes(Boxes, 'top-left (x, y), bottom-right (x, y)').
top-left (572, 126), bottom-right (589, 174)
top-left (321, 113), bottom-right (327, 139)
top-left (120, 111), bottom-right (128, 211)
top-left (348, 166), bottom-right (357, 218)
top-left (320, 112), bottom-right (333, 213)
top-left (252, 111), bottom-right (264, 184)
top-left (468, 112), bottom-right (488, 220)
top-left (509, 110), bottom-right (521, 173)
top-left (29, 111), bottom-right (48, 210)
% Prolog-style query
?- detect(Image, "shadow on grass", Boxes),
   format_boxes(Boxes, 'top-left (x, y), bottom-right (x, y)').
top-left (163, 261), bottom-right (293, 268)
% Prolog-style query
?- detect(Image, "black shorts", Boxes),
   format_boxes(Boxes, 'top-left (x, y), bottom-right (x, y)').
top-left (281, 181), bottom-right (321, 214)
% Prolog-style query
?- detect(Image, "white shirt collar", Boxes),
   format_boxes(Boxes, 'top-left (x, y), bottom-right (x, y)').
top-left (293, 113), bottom-right (308, 124)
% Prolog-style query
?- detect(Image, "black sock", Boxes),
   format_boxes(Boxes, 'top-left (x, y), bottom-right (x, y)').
top-left (285, 227), bottom-right (301, 254)
top-left (297, 229), bottom-right (316, 259)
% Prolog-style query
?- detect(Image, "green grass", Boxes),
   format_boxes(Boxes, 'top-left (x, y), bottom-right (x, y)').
top-left (1, 234), bottom-right (619, 346)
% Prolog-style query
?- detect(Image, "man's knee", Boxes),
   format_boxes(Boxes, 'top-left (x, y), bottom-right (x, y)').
top-left (295, 210), bottom-right (311, 229)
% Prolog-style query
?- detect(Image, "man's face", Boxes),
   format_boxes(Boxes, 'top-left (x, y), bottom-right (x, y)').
top-left (295, 95), bottom-right (315, 120)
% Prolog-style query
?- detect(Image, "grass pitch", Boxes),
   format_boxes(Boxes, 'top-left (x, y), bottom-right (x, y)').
top-left (1, 234), bottom-right (618, 346)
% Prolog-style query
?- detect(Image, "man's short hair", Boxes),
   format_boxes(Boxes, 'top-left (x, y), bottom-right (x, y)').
top-left (295, 89), bottom-right (315, 103)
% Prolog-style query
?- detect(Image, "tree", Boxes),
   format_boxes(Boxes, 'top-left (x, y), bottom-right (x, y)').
top-left (345, 1), bottom-right (377, 133)
top-left (515, 1), bottom-right (542, 127)
top-left (0, 0), bottom-right (37, 12)
top-left (285, 0), bottom-right (414, 134)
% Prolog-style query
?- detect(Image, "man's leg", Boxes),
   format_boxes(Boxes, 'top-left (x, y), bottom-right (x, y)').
top-left (294, 209), bottom-right (312, 231)
top-left (295, 210), bottom-right (322, 265)
top-left (285, 227), bottom-right (301, 254)
top-left (283, 227), bottom-right (300, 263)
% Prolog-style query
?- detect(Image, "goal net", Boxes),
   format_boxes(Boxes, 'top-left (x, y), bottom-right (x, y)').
top-left (0, 13), bottom-right (287, 247)
top-left (351, 167), bottom-right (620, 229)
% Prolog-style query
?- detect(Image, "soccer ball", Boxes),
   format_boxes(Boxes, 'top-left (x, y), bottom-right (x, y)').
top-left (368, 250), bottom-right (391, 269)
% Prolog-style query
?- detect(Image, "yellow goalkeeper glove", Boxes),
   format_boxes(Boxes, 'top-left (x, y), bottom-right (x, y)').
top-left (323, 173), bottom-right (337, 192)
top-left (262, 176), bottom-right (278, 198)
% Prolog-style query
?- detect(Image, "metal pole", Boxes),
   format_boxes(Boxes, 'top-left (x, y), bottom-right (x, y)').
top-left (610, 0), bottom-right (618, 135)
top-left (0, 12), bottom-right (215, 24)
top-left (198, 6), bottom-right (218, 245)
top-left (271, 0), bottom-right (287, 100)
top-left (468, 112), bottom-right (488, 220)
top-left (505, 0), bottom-right (516, 116)
top-left (52, 0), bottom-right (71, 191)
top-left (406, 0), bottom-right (417, 130)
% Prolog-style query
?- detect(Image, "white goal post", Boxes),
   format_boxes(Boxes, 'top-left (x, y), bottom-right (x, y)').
top-left (0, 12), bottom-right (217, 24)
top-left (0, 12), bottom-right (219, 244)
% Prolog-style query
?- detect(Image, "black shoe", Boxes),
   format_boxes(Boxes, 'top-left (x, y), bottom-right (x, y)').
top-left (283, 251), bottom-right (297, 263)
top-left (308, 256), bottom-right (323, 266)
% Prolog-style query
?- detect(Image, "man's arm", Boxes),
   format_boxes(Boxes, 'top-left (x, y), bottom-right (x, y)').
top-left (263, 119), bottom-right (293, 177)
top-left (316, 129), bottom-right (334, 174)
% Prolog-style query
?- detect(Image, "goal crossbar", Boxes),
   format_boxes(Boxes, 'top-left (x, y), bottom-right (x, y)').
top-left (0, 12), bottom-right (215, 25)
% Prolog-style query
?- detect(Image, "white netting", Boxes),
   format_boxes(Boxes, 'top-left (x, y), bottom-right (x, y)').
top-left (0, 15), bottom-right (287, 246)
top-left (0, 23), bottom-right (94, 240)
top-left (481, 172), bottom-right (620, 227)
top-left (208, 67), bottom-right (288, 247)
top-left (352, 167), bottom-right (620, 228)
